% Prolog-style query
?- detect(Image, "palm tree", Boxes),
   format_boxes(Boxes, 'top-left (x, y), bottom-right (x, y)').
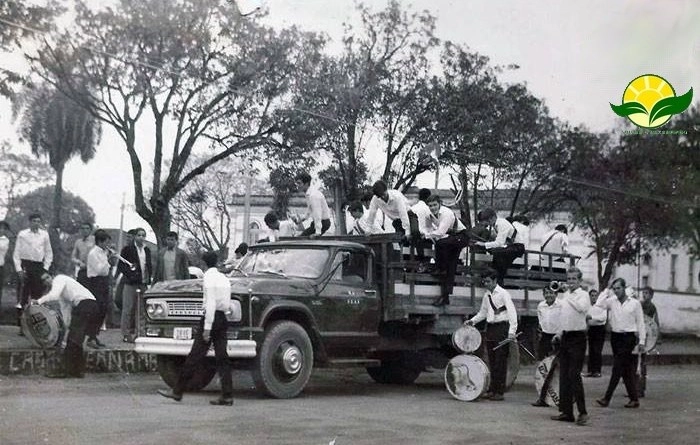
top-left (18, 84), bottom-right (101, 237)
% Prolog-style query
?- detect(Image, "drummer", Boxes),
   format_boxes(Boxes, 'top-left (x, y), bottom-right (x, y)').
top-left (532, 286), bottom-right (561, 407)
top-left (464, 267), bottom-right (517, 401)
top-left (32, 271), bottom-right (99, 378)
top-left (639, 286), bottom-right (659, 397)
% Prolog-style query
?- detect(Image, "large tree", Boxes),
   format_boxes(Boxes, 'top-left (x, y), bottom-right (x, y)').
top-left (29, 0), bottom-right (323, 245)
top-left (0, 141), bottom-right (54, 216)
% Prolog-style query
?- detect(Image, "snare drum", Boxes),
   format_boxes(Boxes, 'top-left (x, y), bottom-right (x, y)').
top-left (644, 315), bottom-right (659, 351)
top-left (21, 304), bottom-right (65, 349)
top-left (452, 325), bottom-right (482, 353)
top-left (445, 354), bottom-right (491, 401)
top-left (534, 354), bottom-right (560, 407)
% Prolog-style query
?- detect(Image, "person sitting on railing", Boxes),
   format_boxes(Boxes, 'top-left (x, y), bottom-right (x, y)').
top-left (347, 201), bottom-right (380, 235)
top-left (473, 208), bottom-right (524, 286)
top-left (540, 224), bottom-right (569, 270)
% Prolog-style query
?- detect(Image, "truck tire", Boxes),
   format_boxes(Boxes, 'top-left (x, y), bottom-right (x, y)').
top-left (156, 355), bottom-right (216, 391)
top-left (366, 356), bottom-right (422, 385)
top-left (253, 321), bottom-right (314, 399)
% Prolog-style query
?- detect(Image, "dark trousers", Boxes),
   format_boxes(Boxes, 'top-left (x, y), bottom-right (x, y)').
top-left (175, 311), bottom-right (233, 398)
top-left (485, 321), bottom-right (510, 395)
top-left (300, 219), bottom-right (331, 237)
top-left (87, 275), bottom-right (110, 338)
top-left (64, 299), bottom-right (99, 376)
top-left (639, 353), bottom-right (648, 396)
top-left (0, 264), bottom-right (4, 306)
top-left (434, 231), bottom-right (469, 297)
top-left (489, 244), bottom-right (524, 285)
top-left (604, 332), bottom-right (639, 402)
top-left (587, 325), bottom-right (606, 374)
top-left (537, 332), bottom-right (556, 361)
top-left (18, 260), bottom-right (45, 327)
top-left (76, 268), bottom-right (89, 287)
top-left (559, 331), bottom-right (587, 417)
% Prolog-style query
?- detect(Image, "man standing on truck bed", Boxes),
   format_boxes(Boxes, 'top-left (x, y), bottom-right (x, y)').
top-left (465, 267), bottom-right (517, 401)
top-left (295, 171), bottom-right (332, 237)
top-left (157, 251), bottom-right (234, 406)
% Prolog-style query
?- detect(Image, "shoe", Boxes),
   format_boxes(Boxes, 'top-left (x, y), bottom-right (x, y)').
top-left (639, 391), bottom-right (645, 398)
top-left (624, 401), bottom-right (640, 408)
top-left (157, 389), bottom-right (182, 402)
top-left (576, 414), bottom-right (589, 426)
top-left (531, 399), bottom-right (549, 407)
top-left (86, 339), bottom-right (100, 349)
top-left (123, 335), bottom-right (134, 343)
top-left (94, 337), bottom-right (106, 348)
top-left (18, 330), bottom-right (25, 337)
top-left (489, 393), bottom-right (504, 401)
top-left (431, 297), bottom-right (449, 306)
top-left (592, 372), bottom-right (601, 378)
top-left (480, 391), bottom-right (494, 400)
top-left (551, 413), bottom-right (575, 422)
top-left (595, 398), bottom-right (609, 407)
top-left (210, 397), bottom-right (234, 406)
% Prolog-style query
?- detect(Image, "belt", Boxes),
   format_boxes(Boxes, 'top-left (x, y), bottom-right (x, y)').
top-left (487, 320), bottom-right (508, 325)
top-left (612, 331), bottom-right (637, 335)
top-left (562, 330), bottom-right (586, 335)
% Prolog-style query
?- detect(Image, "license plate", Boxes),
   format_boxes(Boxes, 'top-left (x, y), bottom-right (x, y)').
top-left (173, 327), bottom-right (192, 340)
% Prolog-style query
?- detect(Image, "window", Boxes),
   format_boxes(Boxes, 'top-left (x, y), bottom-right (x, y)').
top-left (670, 254), bottom-right (678, 290)
top-left (642, 253), bottom-right (652, 266)
top-left (331, 250), bottom-right (368, 284)
top-left (642, 275), bottom-right (649, 288)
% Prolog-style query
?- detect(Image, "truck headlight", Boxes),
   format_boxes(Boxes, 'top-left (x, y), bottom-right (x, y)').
top-left (146, 300), bottom-right (168, 319)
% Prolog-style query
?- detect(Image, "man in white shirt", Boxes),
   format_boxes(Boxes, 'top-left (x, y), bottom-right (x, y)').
top-left (465, 267), bottom-right (517, 401)
top-left (86, 229), bottom-right (117, 349)
top-left (551, 267), bottom-right (591, 425)
top-left (540, 224), bottom-right (569, 270)
top-left (410, 188), bottom-right (432, 237)
top-left (366, 180), bottom-right (411, 237)
top-left (295, 172), bottom-right (332, 237)
top-left (33, 272), bottom-right (98, 378)
top-left (424, 195), bottom-right (468, 306)
top-left (13, 213), bottom-right (53, 333)
top-left (159, 251), bottom-right (234, 406)
top-left (0, 220), bottom-right (11, 308)
top-left (263, 211), bottom-right (301, 242)
top-left (347, 201), bottom-right (379, 235)
top-left (594, 278), bottom-right (646, 408)
top-left (473, 208), bottom-right (523, 285)
top-left (585, 288), bottom-right (606, 377)
top-left (532, 286), bottom-right (561, 407)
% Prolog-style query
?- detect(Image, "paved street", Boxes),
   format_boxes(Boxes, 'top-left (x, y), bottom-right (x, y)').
top-left (1, 365), bottom-right (698, 445)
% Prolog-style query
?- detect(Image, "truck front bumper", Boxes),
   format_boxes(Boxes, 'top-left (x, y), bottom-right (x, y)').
top-left (134, 337), bottom-right (257, 358)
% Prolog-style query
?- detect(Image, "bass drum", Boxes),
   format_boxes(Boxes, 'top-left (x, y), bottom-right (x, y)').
top-left (445, 354), bottom-right (490, 402)
top-left (21, 304), bottom-right (65, 349)
top-left (644, 315), bottom-right (659, 351)
top-left (452, 325), bottom-right (482, 353)
top-left (534, 354), bottom-right (560, 407)
top-left (475, 339), bottom-right (521, 391)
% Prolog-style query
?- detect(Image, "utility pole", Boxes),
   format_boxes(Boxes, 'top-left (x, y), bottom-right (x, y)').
top-left (242, 176), bottom-right (252, 244)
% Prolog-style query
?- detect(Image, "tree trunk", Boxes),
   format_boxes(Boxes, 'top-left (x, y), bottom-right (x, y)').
top-left (53, 165), bottom-right (64, 230)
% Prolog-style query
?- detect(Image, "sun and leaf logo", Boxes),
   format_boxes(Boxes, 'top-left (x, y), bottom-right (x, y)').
top-left (610, 74), bottom-right (693, 128)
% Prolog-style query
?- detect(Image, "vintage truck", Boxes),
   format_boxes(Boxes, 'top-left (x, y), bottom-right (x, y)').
top-left (134, 234), bottom-right (576, 398)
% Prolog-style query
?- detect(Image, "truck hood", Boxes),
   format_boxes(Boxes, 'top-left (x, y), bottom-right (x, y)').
top-left (147, 275), bottom-right (316, 298)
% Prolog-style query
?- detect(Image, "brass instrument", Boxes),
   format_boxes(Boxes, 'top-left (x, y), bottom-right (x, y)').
top-left (107, 247), bottom-right (137, 271)
top-left (548, 280), bottom-right (568, 292)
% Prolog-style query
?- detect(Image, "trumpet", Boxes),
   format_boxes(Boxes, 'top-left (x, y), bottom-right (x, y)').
top-left (549, 280), bottom-right (568, 292)
top-left (107, 247), bottom-right (137, 271)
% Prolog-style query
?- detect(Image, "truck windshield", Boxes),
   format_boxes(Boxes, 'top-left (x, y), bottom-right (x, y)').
top-left (235, 248), bottom-right (330, 279)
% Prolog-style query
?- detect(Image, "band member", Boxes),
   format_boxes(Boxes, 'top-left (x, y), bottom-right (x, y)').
top-left (153, 231), bottom-right (189, 283)
top-left (532, 286), bottom-right (561, 407)
top-left (595, 278), bottom-right (646, 408)
top-left (639, 286), bottom-right (659, 397)
top-left (551, 267), bottom-right (590, 425)
top-left (85, 229), bottom-right (117, 349)
top-left (158, 251), bottom-right (234, 406)
top-left (347, 201), bottom-right (379, 235)
top-left (13, 213), bottom-right (53, 334)
top-left (465, 267), bottom-right (517, 401)
top-left (424, 195), bottom-right (468, 306)
top-left (585, 288), bottom-right (606, 377)
top-left (263, 211), bottom-right (301, 241)
top-left (0, 220), bottom-right (10, 308)
top-left (366, 180), bottom-right (411, 237)
top-left (71, 222), bottom-right (94, 286)
top-left (295, 171), bottom-right (332, 237)
top-left (33, 271), bottom-right (99, 378)
top-left (118, 227), bottom-right (152, 343)
top-left (473, 208), bottom-right (524, 286)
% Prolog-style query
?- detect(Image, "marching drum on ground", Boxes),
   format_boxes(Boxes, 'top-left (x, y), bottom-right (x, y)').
top-left (534, 354), bottom-right (560, 407)
top-left (452, 324), bottom-right (482, 353)
top-left (445, 354), bottom-right (491, 401)
top-left (21, 303), bottom-right (65, 349)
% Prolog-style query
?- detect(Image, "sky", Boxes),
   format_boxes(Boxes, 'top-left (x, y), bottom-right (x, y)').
top-left (1, 0), bottom-right (698, 239)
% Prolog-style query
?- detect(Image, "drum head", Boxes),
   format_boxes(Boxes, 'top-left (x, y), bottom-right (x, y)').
top-left (534, 355), bottom-right (560, 407)
top-left (21, 304), bottom-right (65, 349)
top-left (644, 315), bottom-right (659, 351)
top-left (445, 354), bottom-right (490, 402)
top-left (452, 325), bottom-right (482, 353)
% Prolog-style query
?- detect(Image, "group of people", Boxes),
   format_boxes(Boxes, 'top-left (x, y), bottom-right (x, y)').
top-left (529, 270), bottom-right (657, 425)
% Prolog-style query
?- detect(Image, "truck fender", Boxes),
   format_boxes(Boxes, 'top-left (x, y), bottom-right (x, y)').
top-left (258, 300), bottom-right (328, 363)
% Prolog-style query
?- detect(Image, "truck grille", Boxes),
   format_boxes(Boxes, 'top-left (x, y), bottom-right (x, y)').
top-left (167, 301), bottom-right (203, 316)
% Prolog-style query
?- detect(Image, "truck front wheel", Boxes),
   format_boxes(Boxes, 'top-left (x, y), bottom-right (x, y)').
top-left (366, 356), bottom-right (422, 385)
top-left (156, 355), bottom-right (216, 391)
top-left (253, 321), bottom-right (314, 399)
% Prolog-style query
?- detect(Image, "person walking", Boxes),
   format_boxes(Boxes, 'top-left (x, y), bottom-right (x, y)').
top-left (158, 251), bottom-right (235, 406)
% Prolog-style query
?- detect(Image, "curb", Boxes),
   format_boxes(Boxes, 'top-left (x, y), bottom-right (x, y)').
top-left (0, 348), bottom-right (157, 375)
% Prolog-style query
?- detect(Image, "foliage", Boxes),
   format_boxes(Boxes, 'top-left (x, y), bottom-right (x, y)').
top-left (0, 142), bottom-right (54, 216)
top-left (29, 0), bottom-right (324, 246)
top-left (4, 185), bottom-right (95, 274)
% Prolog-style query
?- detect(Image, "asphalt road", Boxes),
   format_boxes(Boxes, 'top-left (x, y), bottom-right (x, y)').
top-left (0, 365), bottom-right (698, 445)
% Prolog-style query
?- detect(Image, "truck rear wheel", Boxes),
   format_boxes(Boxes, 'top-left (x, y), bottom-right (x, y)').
top-left (156, 355), bottom-right (216, 391)
top-left (253, 321), bottom-right (313, 399)
top-left (366, 354), bottom-right (422, 384)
